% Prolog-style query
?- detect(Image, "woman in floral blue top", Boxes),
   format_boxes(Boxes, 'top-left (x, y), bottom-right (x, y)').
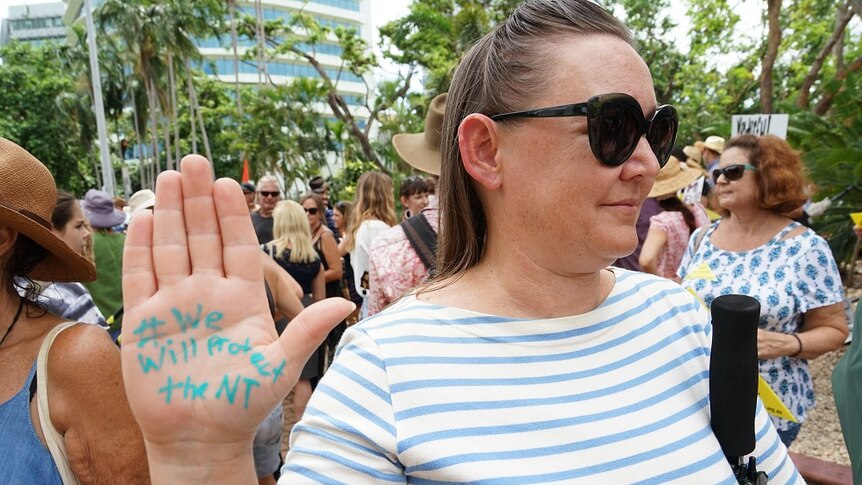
top-left (679, 134), bottom-right (848, 447)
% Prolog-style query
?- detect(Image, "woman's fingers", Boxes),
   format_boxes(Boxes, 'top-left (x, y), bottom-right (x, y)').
top-left (123, 212), bottom-right (156, 320)
top-left (153, 170), bottom-right (191, 286)
top-left (180, 155), bottom-right (224, 277)
top-left (213, 177), bottom-right (265, 283)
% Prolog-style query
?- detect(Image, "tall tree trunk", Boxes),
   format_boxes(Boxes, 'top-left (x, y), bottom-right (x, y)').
top-left (255, 0), bottom-right (267, 85)
top-left (760, 0), bottom-right (782, 114)
top-left (162, 114), bottom-right (173, 172)
top-left (147, 75), bottom-right (162, 180)
top-left (185, 56), bottom-right (213, 169)
top-left (797, 2), bottom-right (852, 109)
top-left (229, 0), bottom-right (244, 122)
top-left (168, 52), bottom-right (181, 164)
top-left (129, 85), bottom-right (146, 189)
top-left (186, 65), bottom-right (197, 153)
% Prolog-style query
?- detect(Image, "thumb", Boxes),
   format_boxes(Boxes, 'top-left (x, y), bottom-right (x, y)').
top-left (264, 298), bottom-right (355, 384)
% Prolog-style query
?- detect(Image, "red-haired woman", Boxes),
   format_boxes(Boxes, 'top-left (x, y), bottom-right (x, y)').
top-left (680, 134), bottom-right (848, 447)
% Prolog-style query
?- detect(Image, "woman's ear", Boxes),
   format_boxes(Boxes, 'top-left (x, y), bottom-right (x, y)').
top-left (0, 224), bottom-right (18, 260)
top-left (458, 114), bottom-right (503, 190)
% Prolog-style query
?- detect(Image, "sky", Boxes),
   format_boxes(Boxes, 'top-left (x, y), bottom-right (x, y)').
top-left (0, 0), bottom-right (411, 29)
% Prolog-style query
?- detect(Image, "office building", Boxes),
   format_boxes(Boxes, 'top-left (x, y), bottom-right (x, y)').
top-left (1, 2), bottom-right (67, 48)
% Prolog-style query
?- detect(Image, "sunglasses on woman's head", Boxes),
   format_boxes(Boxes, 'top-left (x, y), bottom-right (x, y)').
top-left (490, 92), bottom-right (678, 167)
top-left (712, 164), bottom-right (756, 184)
top-left (304, 207), bottom-right (320, 215)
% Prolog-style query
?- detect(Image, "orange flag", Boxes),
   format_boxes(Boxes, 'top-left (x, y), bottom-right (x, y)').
top-left (241, 159), bottom-right (250, 183)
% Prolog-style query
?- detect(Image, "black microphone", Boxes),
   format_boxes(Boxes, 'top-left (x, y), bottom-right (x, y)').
top-left (709, 294), bottom-right (765, 483)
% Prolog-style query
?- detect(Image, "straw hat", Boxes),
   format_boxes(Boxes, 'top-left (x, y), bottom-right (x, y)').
top-left (648, 156), bottom-right (706, 199)
top-left (695, 135), bottom-right (725, 154)
top-left (392, 93), bottom-right (447, 176)
top-left (0, 137), bottom-right (96, 282)
top-left (683, 145), bottom-right (702, 163)
top-left (128, 189), bottom-right (155, 221)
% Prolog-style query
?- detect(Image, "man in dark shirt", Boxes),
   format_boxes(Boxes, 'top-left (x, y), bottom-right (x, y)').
top-left (251, 175), bottom-right (281, 244)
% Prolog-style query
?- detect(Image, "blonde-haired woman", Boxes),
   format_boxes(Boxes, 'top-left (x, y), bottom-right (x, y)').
top-left (262, 200), bottom-right (324, 430)
top-left (340, 171), bottom-right (396, 318)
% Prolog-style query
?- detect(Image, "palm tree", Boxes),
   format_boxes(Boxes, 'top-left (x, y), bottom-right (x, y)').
top-left (98, 0), bottom-right (166, 186)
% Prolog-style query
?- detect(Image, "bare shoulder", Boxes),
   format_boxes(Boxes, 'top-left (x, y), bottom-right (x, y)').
top-left (49, 323), bottom-right (118, 371)
top-left (47, 324), bottom-right (122, 413)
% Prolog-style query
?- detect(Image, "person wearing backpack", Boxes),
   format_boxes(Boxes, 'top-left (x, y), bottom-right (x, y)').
top-left (367, 93), bottom-right (446, 316)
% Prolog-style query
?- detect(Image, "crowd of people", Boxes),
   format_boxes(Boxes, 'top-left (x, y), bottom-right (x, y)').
top-left (1, 0), bottom-right (860, 483)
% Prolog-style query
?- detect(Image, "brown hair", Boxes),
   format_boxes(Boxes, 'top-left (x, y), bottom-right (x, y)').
top-left (51, 190), bottom-right (79, 230)
top-left (299, 192), bottom-right (326, 231)
top-left (723, 134), bottom-right (808, 216)
top-left (435, 0), bottom-right (635, 282)
top-left (344, 171), bottom-right (397, 252)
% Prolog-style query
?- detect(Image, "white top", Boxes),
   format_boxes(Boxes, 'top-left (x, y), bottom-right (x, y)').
top-left (281, 269), bottom-right (801, 483)
top-left (350, 219), bottom-right (392, 297)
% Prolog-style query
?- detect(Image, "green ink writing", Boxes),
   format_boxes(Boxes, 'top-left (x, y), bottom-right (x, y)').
top-left (133, 317), bottom-right (167, 348)
top-left (215, 375), bottom-right (241, 404)
top-left (171, 305), bottom-right (203, 333)
top-left (271, 359), bottom-right (286, 384)
top-left (251, 352), bottom-right (270, 376)
top-left (182, 376), bottom-right (208, 400)
top-left (158, 376), bottom-right (184, 404)
top-left (205, 311), bottom-right (223, 330)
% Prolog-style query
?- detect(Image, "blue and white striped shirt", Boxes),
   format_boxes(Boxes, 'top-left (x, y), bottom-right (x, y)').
top-left (282, 269), bottom-right (800, 483)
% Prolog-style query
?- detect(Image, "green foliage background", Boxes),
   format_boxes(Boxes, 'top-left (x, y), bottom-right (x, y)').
top-left (0, 0), bottom-right (859, 270)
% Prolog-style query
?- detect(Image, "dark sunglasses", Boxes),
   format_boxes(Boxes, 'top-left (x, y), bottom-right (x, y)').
top-left (490, 93), bottom-right (678, 167)
top-left (303, 207), bottom-right (320, 215)
top-left (712, 164), bottom-right (756, 184)
top-left (259, 191), bottom-right (280, 198)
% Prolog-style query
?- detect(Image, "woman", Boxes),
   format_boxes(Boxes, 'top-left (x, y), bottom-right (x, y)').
top-left (342, 171), bottom-right (396, 318)
top-left (262, 200), bottom-right (324, 423)
top-left (639, 157), bottom-right (709, 281)
top-left (117, 2), bottom-right (798, 482)
top-left (21, 191), bottom-right (107, 328)
top-left (680, 134), bottom-right (848, 447)
top-left (298, 193), bottom-right (342, 299)
top-left (81, 189), bottom-right (126, 320)
top-left (0, 137), bottom-right (148, 483)
top-left (398, 176), bottom-right (430, 221)
top-left (334, 201), bottom-right (363, 312)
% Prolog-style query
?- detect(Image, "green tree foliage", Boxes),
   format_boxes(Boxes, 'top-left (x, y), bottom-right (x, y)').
top-left (0, 42), bottom-right (95, 194)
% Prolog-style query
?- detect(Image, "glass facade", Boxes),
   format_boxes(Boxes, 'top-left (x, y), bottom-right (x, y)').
top-left (201, 57), bottom-right (364, 84)
top-left (195, 37), bottom-right (344, 58)
top-left (10, 16), bottom-right (65, 31)
top-left (237, 7), bottom-right (361, 34)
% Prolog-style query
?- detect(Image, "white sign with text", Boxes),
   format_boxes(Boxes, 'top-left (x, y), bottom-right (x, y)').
top-left (731, 114), bottom-right (789, 139)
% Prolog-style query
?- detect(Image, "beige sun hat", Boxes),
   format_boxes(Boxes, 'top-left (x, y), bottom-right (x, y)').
top-left (128, 189), bottom-right (156, 221)
top-left (392, 93), bottom-right (447, 176)
top-left (683, 145), bottom-right (702, 163)
top-left (700, 135), bottom-right (725, 154)
top-left (648, 156), bottom-right (706, 199)
top-left (0, 137), bottom-right (96, 282)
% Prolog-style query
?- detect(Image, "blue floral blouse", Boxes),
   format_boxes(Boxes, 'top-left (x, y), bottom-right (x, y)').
top-left (678, 221), bottom-right (844, 431)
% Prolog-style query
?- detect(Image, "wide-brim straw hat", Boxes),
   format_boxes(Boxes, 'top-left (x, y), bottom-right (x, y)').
top-left (683, 145), bottom-right (702, 163)
top-left (649, 156), bottom-right (706, 199)
top-left (695, 135), bottom-right (725, 154)
top-left (0, 137), bottom-right (96, 282)
top-left (392, 93), bottom-right (447, 176)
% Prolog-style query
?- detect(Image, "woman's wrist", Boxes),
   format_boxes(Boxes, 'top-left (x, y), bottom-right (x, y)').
top-left (145, 439), bottom-right (256, 483)
top-left (789, 332), bottom-right (803, 357)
